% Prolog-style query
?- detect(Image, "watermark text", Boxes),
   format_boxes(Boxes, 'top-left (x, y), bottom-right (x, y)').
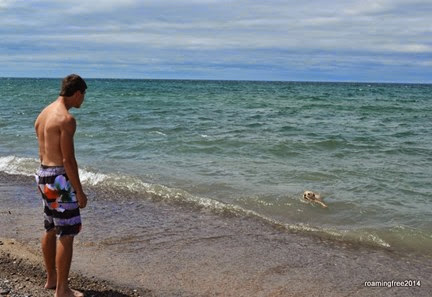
top-left (364, 280), bottom-right (421, 288)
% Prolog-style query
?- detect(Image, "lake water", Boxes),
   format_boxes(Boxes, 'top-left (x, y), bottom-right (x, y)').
top-left (1, 78), bottom-right (431, 257)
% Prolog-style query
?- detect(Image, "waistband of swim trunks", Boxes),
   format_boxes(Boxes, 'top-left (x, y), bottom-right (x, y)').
top-left (41, 164), bottom-right (65, 169)
top-left (37, 165), bottom-right (66, 176)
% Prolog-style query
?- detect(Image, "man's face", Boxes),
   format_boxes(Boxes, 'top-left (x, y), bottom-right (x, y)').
top-left (76, 90), bottom-right (85, 108)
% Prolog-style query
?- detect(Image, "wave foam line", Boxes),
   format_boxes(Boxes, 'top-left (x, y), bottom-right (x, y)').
top-left (0, 155), bottom-right (391, 250)
top-left (82, 171), bottom-right (392, 249)
top-left (0, 155), bottom-right (39, 176)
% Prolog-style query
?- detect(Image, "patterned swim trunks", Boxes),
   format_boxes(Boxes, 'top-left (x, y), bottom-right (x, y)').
top-left (35, 165), bottom-right (81, 237)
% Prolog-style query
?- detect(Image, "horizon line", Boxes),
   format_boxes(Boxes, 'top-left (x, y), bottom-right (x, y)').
top-left (0, 76), bottom-right (431, 85)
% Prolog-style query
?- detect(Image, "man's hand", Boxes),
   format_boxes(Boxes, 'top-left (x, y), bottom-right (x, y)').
top-left (77, 191), bottom-right (87, 209)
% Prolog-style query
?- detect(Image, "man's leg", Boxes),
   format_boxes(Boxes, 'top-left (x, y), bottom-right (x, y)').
top-left (55, 235), bottom-right (83, 297)
top-left (42, 229), bottom-right (57, 289)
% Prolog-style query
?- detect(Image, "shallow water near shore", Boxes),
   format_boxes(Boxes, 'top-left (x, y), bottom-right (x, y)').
top-left (1, 174), bottom-right (432, 296)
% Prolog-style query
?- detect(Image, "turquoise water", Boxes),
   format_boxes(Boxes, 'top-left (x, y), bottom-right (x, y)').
top-left (1, 78), bottom-right (431, 255)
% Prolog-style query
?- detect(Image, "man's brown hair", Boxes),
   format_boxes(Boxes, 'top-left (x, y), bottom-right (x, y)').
top-left (59, 74), bottom-right (87, 97)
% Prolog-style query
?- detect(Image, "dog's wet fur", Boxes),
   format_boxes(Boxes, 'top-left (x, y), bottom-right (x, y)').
top-left (303, 191), bottom-right (328, 208)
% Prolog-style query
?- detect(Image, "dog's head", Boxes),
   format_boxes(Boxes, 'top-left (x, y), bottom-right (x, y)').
top-left (303, 191), bottom-right (315, 200)
top-left (303, 191), bottom-right (322, 201)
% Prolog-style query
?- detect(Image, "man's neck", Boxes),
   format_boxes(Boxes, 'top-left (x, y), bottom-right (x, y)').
top-left (57, 96), bottom-right (73, 110)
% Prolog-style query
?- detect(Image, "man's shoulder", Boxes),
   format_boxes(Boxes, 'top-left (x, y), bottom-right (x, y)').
top-left (59, 113), bottom-right (76, 124)
top-left (58, 113), bottom-right (76, 132)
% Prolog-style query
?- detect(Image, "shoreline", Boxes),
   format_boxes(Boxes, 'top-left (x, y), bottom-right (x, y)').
top-left (1, 173), bottom-right (431, 296)
top-left (1, 162), bottom-right (431, 259)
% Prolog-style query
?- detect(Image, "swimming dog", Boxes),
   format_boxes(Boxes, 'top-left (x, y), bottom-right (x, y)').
top-left (303, 191), bottom-right (328, 208)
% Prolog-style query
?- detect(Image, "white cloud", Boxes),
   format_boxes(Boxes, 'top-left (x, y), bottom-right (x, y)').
top-left (382, 44), bottom-right (432, 53)
top-left (344, 0), bottom-right (392, 16)
top-left (420, 61), bottom-right (432, 67)
top-left (0, 0), bottom-right (14, 9)
top-left (66, 0), bottom-right (139, 14)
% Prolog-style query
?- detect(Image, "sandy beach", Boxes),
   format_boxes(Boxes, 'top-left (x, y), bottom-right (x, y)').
top-left (0, 173), bottom-right (431, 297)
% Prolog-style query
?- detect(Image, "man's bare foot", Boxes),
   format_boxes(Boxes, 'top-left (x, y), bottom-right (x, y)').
top-left (44, 278), bottom-right (57, 290)
top-left (55, 288), bottom-right (84, 297)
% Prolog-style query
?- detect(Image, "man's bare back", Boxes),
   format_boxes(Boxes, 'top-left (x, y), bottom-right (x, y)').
top-left (35, 100), bottom-right (76, 166)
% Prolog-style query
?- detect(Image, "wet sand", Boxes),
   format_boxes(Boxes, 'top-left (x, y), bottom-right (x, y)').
top-left (1, 173), bottom-right (431, 296)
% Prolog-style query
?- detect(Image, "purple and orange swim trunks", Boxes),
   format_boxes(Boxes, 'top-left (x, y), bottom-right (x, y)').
top-left (35, 165), bottom-right (81, 237)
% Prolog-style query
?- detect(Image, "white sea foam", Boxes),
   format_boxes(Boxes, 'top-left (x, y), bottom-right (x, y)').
top-left (0, 155), bottom-right (38, 176)
top-left (364, 233), bottom-right (391, 248)
top-left (154, 131), bottom-right (167, 136)
top-left (79, 169), bottom-right (110, 185)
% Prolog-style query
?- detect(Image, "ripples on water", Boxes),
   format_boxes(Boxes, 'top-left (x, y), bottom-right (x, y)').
top-left (0, 78), bottom-right (431, 255)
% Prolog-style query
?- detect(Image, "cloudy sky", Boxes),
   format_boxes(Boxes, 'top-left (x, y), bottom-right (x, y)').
top-left (0, 0), bottom-right (431, 82)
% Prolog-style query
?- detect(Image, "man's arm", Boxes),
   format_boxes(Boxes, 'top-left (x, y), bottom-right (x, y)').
top-left (34, 117), bottom-right (43, 163)
top-left (60, 116), bottom-right (87, 208)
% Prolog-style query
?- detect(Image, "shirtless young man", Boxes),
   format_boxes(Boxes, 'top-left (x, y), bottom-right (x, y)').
top-left (34, 74), bottom-right (88, 297)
